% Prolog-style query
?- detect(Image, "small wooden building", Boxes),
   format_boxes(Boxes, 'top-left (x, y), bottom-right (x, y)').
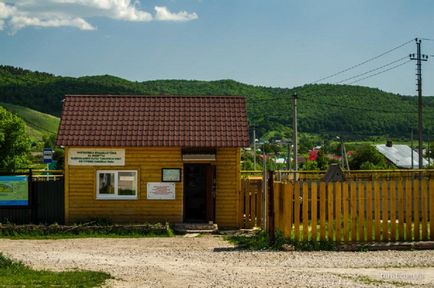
top-left (57, 95), bottom-right (249, 228)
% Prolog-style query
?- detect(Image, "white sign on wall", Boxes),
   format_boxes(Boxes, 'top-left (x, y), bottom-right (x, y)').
top-left (147, 182), bottom-right (176, 200)
top-left (68, 148), bottom-right (125, 166)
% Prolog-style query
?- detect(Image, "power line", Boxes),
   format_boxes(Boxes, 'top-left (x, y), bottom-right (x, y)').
top-left (335, 56), bottom-right (408, 84)
top-left (244, 54), bottom-right (420, 114)
top-left (348, 60), bottom-right (411, 85)
top-left (312, 39), bottom-right (414, 83)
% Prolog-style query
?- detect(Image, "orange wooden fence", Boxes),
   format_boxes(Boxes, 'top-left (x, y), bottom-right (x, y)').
top-left (240, 178), bottom-right (434, 242)
top-left (240, 177), bottom-right (263, 229)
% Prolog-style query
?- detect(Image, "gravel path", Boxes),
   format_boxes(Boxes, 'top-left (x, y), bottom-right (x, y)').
top-left (1, 235), bottom-right (434, 287)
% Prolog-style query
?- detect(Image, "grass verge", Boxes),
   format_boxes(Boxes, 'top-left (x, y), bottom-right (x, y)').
top-left (0, 253), bottom-right (110, 287)
top-left (225, 230), bottom-right (336, 251)
top-left (0, 222), bottom-right (174, 239)
top-left (337, 274), bottom-right (408, 287)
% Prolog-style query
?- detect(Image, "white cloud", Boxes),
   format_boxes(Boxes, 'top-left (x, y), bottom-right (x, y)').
top-left (154, 6), bottom-right (198, 22)
top-left (9, 15), bottom-right (95, 31)
top-left (52, 0), bottom-right (153, 22)
top-left (0, 0), bottom-right (198, 33)
top-left (0, 2), bottom-right (15, 29)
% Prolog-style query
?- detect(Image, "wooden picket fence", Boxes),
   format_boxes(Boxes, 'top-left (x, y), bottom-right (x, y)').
top-left (241, 178), bottom-right (434, 242)
top-left (240, 177), bottom-right (263, 229)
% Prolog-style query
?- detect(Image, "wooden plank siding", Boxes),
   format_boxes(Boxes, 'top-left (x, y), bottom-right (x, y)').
top-left (216, 148), bottom-right (241, 228)
top-left (66, 147), bottom-right (241, 228)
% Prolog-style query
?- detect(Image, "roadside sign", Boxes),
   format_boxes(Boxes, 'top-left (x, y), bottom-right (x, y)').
top-left (43, 148), bottom-right (53, 164)
top-left (0, 176), bottom-right (29, 206)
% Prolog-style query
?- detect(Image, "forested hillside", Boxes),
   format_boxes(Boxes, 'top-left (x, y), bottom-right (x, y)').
top-left (1, 65), bottom-right (433, 140)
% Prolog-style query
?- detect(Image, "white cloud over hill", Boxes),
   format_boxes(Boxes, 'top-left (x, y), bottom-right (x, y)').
top-left (0, 0), bottom-right (198, 33)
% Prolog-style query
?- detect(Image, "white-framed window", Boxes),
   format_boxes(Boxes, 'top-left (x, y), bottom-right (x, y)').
top-left (96, 170), bottom-right (138, 200)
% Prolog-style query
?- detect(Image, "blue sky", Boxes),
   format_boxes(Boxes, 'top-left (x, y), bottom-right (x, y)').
top-left (1, 0), bottom-right (434, 96)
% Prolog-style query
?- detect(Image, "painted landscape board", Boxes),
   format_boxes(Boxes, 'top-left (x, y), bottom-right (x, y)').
top-left (0, 176), bottom-right (29, 206)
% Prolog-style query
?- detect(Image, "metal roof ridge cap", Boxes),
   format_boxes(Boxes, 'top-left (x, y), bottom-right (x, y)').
top-left (64, 94), bottom-right (247, 98)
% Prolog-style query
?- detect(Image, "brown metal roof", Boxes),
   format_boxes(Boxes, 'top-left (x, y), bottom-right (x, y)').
top-left (56, 95), bottom-right (250, 148)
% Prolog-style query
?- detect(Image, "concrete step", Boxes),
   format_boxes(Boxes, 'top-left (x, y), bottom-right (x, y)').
top-left (173, 223), bottom-right (218, 234)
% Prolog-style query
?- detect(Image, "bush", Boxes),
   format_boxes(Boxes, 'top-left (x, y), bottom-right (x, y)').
top-left (349, 144), bottom-right (388, 170)
top-left (226, 230), bottom-right (336, 251)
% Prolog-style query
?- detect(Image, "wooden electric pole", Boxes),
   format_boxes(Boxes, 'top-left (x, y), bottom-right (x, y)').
top-left (253, 127), bottom-right (257, 169)
top-left (292, 93), bottom-right (298, 179)
top-left (411, 129), bottom-right (414, 169)
top-left (410, 38), bottom-right (429, 168)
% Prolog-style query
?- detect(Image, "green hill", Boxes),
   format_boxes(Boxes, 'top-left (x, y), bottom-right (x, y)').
top-left (0, 102), bottom-right (59, 142)
top-left (0, 65), bottom-right (432, 141)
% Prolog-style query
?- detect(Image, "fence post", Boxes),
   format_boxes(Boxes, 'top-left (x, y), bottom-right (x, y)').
top-left (268, 170), bottom-right (275, 244)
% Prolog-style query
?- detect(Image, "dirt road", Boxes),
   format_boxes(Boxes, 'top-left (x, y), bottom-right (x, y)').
top-left (1, 235), bottom-right (434, 287)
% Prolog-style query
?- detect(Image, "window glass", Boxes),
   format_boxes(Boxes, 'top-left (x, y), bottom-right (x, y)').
top-left (118, 171), bottom-right (136, 196)
top-left (97, 170), bottom-right (137, 199)
top-left (99, 173), bottom-right (115, 195)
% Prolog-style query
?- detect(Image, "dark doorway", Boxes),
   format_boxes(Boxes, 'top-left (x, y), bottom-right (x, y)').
top-left (183, 164), bottom-right (215, 223)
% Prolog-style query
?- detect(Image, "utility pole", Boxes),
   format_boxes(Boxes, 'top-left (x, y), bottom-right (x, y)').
top-left (262, 142), bottom-right (267, 230)
top-left (253, 128), bottom-right (257, 170)
top-left (342, 141), bottom-right (350, 171)
top-left (428, 133), bottom-right (431, 166)
top-left (410, 38), bottom-right (429, 169)
top-left (292, 93), bottom-right (298, 179)
top-left (287, 142), bottom-right (291, 170)
top-left (338, 137), bottom-right (344, 169)
top-left (411, 129), bottom-right (414, 169)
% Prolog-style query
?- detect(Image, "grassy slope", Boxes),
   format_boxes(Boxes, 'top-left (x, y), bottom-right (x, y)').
top-left (0, 102), bottom-right (59, 141)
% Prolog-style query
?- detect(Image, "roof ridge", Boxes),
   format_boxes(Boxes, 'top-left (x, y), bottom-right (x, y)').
top-left (64, 94), bottom-right (246, 98)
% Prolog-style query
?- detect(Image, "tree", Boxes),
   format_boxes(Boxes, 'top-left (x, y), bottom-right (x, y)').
top-left (52, 148), bottom-right (64, 170)
top-left (43, 134), bottom-right (57, 148)
top-left (316, 149), bottom-right (329, 170)
top-left (298, 134), bottom-right (317, 154)
top-left (303, 160), bottom-right (319, 171)
top-left (424, 141), bottom-right (434, 160)
top-left (0, 107), bottom-right (31, 171)
top-left (349, 144), bottom-right (387, 170)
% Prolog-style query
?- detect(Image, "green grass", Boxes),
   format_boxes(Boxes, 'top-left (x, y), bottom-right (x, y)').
top-left (0, 102), bottom-right (59, 141)
top-left (0, 223), bottom-right (175, 239)
top-left (0, 253), bottom-right (110, 287)
top-left (337, 274), bottom-right (408, 287)
top-left (229, 218), bottom-right (431, 250)
top-left (225, 230), bottom-right (336, 251)
top-left (1, 232), bottom-right (173, 240)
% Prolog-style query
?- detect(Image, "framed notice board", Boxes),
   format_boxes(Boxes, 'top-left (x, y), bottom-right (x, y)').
top-left (161, 168), bottom-right (181, 182)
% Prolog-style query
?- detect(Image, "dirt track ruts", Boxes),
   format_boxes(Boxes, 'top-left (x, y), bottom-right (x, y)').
top-left (1, 235), bottom-right (434, 287)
